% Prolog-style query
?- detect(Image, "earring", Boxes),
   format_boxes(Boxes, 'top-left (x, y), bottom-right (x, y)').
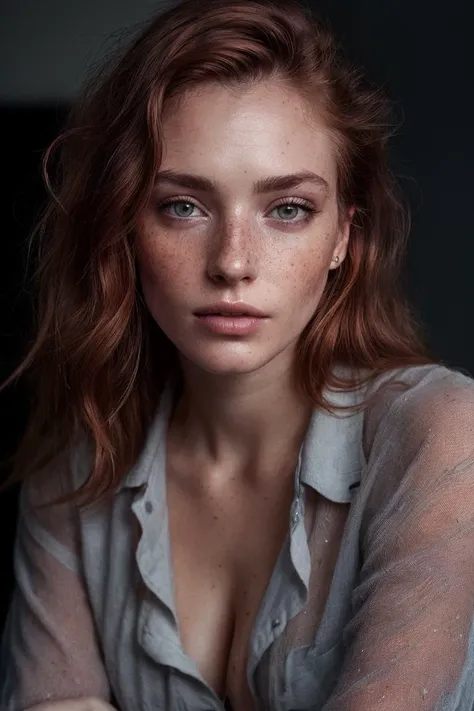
top-left (332, 256), bottom-right (340, 263)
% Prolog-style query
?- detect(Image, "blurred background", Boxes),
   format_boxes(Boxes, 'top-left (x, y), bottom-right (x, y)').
top-left (0, 0), bottom-right (472, 634)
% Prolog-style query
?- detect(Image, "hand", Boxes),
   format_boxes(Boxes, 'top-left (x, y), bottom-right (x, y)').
top-left (26, 699), bottom-right (117, 711)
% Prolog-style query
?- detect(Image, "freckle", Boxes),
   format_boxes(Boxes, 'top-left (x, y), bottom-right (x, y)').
top-left (213, 515), bottom-right (218, 520)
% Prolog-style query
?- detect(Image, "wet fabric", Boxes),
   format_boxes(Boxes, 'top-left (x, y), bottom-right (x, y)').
top-left (1, 362), bottom-right (474, 711)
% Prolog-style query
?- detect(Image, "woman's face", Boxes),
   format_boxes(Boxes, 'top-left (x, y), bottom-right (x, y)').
top-left (136, 79), bottom-right (352, 377)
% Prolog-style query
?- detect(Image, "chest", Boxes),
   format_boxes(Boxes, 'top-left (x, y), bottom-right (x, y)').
top-left (79, 477), bottom-right (354, 711)
top-left (166, 465), bottom-right (295, 707)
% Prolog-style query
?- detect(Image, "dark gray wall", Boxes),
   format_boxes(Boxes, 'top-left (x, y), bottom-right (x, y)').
top-left (0, 0), bottom-right (166, 102)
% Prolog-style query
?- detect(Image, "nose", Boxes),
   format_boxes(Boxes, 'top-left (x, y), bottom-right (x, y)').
top-left (206, 221), bottom-right (258, 285)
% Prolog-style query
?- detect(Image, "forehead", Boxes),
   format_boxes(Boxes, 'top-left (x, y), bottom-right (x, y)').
top-left (159, 80), bottom-right (338, 189)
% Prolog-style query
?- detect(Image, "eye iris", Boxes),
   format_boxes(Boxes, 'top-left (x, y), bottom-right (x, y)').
top-left (174, 201), bottom-right (194, 217)
top-left (278, 204), bottom-right (299, 219)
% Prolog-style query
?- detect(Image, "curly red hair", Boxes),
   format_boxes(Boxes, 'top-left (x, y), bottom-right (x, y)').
top-left (0, 0), bottom-right (438, 507)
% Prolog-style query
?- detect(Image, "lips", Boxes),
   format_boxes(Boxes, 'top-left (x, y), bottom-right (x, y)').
top-left (194, 302), bottom-right (267, 318)
top-left (211, 311), bottom-right (248, 316)
top-left (193, 302), bottom-right (268, 336)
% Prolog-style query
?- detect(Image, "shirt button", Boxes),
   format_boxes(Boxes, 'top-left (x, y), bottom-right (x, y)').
top-left (145, 501), bottom-right (153, 514)
top-left (292, 509), bottom-right (299, 526)
top-left (271, 618), bottom-right (281, 628)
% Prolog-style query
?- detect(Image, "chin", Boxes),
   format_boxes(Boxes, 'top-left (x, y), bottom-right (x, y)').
top-left (177, 342), bottom-right (279, 377)
top-left (176, 337), bottom-right (296, 379)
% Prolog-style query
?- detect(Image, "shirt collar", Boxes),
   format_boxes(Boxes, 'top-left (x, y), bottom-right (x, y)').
top-left (298, 365), bottom-right (366, 503)
top-left (117, 364), bottom-right (367, 501)
top-left (116, 379), bottom-right (176, 492)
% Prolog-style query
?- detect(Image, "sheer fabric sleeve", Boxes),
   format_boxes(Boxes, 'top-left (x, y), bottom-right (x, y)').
top-left (0, 442), bottom-right (110, 710)
top-left (322, 370), bottom-right (474, 711)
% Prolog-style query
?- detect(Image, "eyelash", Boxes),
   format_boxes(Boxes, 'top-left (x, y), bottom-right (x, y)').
top-left (156, 196), bottom-right (319, 223)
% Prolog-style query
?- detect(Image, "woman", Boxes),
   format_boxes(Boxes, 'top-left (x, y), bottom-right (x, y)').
top-left (1, 0), bottom-right (473, 709)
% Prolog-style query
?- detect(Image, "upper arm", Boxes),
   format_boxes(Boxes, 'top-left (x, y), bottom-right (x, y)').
top-left (322, 370), bottom-right (474, 710)
top-left (0, 450), bottom-right (110, 710)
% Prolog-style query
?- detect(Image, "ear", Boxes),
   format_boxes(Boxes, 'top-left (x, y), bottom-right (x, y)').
top-left (329, 205), bottom-right (355, 270)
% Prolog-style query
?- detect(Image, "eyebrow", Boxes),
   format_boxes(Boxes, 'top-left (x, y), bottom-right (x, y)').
top-left (153, 169), bottom-right (330, 195)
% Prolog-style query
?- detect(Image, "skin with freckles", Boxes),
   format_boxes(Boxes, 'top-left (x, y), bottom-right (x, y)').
top-left (134, 79), bottom-right (355, 710)
top-left (136, 79), bottom-right (353, 382)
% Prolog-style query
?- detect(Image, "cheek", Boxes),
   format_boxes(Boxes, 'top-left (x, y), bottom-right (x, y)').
top-left (136, 229), bottom-right (190, 297)
top-left (278, 242), bottom-right (331, 304)
top-left (137, 251), bottom-right (184, 328)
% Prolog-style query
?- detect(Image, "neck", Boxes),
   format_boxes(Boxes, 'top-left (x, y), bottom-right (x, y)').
top-left (169, 355), bottom-right (313, 480)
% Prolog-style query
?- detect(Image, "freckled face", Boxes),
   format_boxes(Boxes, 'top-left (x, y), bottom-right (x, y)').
top-left (136, 79), bottom-right (352, 376)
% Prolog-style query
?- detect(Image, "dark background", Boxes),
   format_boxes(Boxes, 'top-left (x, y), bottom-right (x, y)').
top-left (0, 0), bottom-right (472, 636)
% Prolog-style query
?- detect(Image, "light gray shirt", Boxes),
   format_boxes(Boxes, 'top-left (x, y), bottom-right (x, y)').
top-left (2, 362), bottom-right (474, 711)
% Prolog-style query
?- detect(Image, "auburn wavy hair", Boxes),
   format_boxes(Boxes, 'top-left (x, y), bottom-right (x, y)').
top-left (0, 0), bottom-right (439, 507)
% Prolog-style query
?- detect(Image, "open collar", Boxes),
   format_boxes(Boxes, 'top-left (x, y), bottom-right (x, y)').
top-left (298, 371), bottom-right (366, 503)
top-left (117, 364), bottom-right (367, 500)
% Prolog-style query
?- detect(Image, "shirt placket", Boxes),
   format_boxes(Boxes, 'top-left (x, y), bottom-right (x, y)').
top-left (132, 403), bottom-right (224, 711)
top-left (246, 452), bottom-right (312, 708)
